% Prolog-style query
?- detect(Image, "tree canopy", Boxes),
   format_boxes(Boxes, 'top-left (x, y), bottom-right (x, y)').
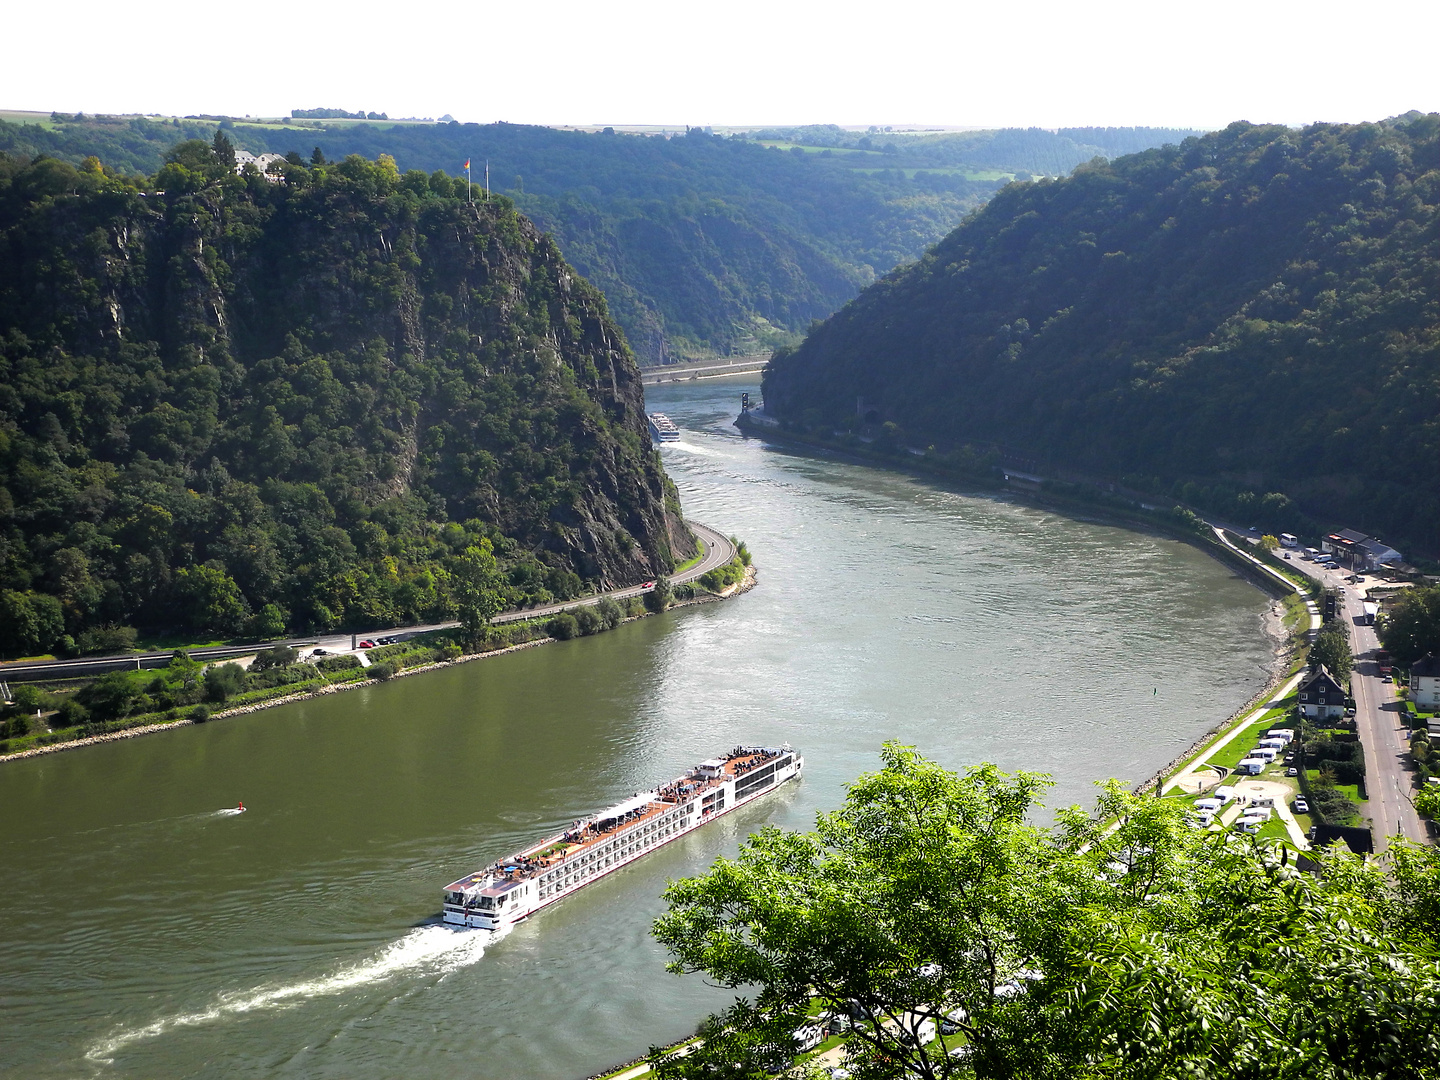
top-left (652, 744), bottom-right (1440, 1079)
top-left (0, 140), bottom-right (689, 656)
top-left (765, 115), bottom-right (1440, 557)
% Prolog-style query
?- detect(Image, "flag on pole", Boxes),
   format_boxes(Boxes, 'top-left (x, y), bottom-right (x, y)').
top-left (464, 158), bottom-right (471, 170)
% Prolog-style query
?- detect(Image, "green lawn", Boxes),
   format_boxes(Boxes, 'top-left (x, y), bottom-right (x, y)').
top-left (1202, 700), bottom-right (1296, 772)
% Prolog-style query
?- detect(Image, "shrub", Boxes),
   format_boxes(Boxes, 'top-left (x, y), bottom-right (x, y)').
top-left (76, 671), bottom-right (143, 721)
top-left (644, 577), bottom-right (672, 613)
top-left (252, 645), bottom-right (298, 671)
top-left (203, 662), bottom-right (248, 702)
top-left (52, 698), bottom-right (88, 727)
top-left (436, 644), bottom-right (462, 661)
top-left (573, 606), bottom-right (602, 636)
top-left (368, 661), bottom-right (396, 681)
top-left (189, 705), bottom-right (210, 723)
top-left (6, 714), bottom-right (29, 738)
top-left (625, 596), bottom-right (646, 618)
top-left (596, 597), bottom-right (623, 630)
top-left (316, 654), bottom-right (362, 673)
top-left (547, 612), bottom-right (579, 640)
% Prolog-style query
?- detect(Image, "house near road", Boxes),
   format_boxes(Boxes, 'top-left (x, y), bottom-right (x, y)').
top-left (1321, 529), bottom-right (1404, 571)
top-left (1411, 654), bottom-right (1440, 709)
top-left (1297, 664), bottom-right (1348, 720)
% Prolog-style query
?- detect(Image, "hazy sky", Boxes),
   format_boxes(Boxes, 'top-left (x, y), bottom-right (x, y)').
top-left (6, 0), bottom-right (1436, 129)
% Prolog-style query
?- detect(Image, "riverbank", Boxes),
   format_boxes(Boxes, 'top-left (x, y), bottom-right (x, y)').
top-left (0, 566), bottom-right (759, 765)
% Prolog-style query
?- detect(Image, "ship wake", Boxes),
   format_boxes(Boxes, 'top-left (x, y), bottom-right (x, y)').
top-left (85, 924), bottom-right (503, 1064)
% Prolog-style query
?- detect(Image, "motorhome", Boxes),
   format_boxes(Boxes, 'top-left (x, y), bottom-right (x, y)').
top-left (1236, 759), bottom-right (1266, 776)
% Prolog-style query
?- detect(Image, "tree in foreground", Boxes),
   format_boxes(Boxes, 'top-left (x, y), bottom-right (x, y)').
top-left (650, 743), bottom-right (1440, 1079)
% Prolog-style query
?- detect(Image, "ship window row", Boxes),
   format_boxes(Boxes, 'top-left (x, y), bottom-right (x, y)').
top-left (537, 817), bottom-right (685, 898)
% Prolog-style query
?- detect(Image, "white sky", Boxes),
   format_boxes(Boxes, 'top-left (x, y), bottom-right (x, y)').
top-left (5, 0), bottom-right (1437, 130)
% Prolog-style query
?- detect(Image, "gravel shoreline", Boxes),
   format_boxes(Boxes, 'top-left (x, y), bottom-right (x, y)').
top-left (2, 568), bottom-right (758, 765)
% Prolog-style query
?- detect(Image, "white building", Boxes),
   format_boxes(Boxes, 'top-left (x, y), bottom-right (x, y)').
top-left (234, 150), bottom-right (286, 177)
top-left (1411, 654), bottom-right (1440, 710)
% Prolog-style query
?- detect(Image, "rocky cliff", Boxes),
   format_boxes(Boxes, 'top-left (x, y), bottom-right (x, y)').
top-left (0, 145), bottom-right (693, 648)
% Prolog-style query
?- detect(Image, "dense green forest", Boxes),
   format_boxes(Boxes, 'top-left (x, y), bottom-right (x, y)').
top-left (0, 116), bottom-right (1200, 364)
top-left (0, 137), bottom-right (691, 658)
top-left (764, 116), bottom-right (1440, 555)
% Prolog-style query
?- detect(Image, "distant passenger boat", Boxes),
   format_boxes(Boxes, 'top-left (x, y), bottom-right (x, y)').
top-left (648, 413), bottom-right (681, 442)
top-left (442, 746), bottom-right (803, 929)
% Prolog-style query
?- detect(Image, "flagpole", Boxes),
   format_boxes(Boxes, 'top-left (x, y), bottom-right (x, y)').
top-left (466, 159), bottom-right (471, 203)
top-left (485, 160), bottom-right (490, 201)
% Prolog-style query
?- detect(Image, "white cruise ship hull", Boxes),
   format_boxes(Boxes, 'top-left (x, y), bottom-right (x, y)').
top-left (442, 747), bottom-right (801, 930)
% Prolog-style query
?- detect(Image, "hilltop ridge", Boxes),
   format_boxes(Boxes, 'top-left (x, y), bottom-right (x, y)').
top-left (764, 115), bottom-right (1440, 554)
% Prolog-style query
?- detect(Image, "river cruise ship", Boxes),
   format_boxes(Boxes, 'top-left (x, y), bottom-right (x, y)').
top-left (647, 413), bottom-right (681, 442)
top-left (442, 745), bottom-right (802, 929)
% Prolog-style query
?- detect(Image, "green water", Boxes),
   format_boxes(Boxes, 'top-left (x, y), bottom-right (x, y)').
top-left (0, 378), bottom-right (1273, 1079)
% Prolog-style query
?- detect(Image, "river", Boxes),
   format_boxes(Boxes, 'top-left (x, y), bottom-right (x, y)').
top-left (0, 377), bottom-right (1274, 1079)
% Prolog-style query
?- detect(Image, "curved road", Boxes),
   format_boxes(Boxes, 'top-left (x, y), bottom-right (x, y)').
top-left (0, 523), bottom-right (737, 682)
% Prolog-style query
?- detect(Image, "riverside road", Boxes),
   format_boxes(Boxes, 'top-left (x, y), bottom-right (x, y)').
top-left (0, 522), bottom-right (735, 683)
top-left (1302, 557), bottom-right (1423, 848)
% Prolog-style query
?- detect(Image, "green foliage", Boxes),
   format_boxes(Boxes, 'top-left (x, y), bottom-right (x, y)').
top-left (1415, 784), bottom-right (1440, 820)
top-left (767, 116), bottom-right (1440, 555)
top-left (5, 120), bottom-right (1182, 366)
top-left (367, 660), bottom-right (395, 681)
top-left (0, 146), bottom-right (682, 655)
top-left (644, 575), bottom-right (672, 613)
top-left (75, 671), bottom-right (143, 721)
top-left (315, 653), bottom-right (361, 673)
top-left (655, 744), bottom-right (1440, 1079)
top-left (251, 644), bottom-right (298, 671)
top-left (546, 612), bottom-right (578, 640)
top-left (698, 557), bottom-right (745, 592)
top-left (1380, 583), bottom-right (1440, 665)
top-left (0, 589), bottom-right (66, 656)
top-left (572, 605), bottom-right (602, 636)
top-left (203, 662), bottom-right (247, 703)
top-left (1311, 620), bottom-right (1354, 683)
top-left (75, 624), bottom-right (138, 656)
top-left (595, 596), bottom-right (623, 629)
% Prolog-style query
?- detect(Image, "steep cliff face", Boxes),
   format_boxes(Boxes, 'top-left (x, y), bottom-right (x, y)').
top-left (0, 149), bottom-right (693, 645)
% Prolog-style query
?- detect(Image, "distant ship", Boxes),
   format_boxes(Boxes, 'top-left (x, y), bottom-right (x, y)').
top-left (442, 746), bottom-right (802, 930)
top-left (648, 413), bottom-right (681, 442)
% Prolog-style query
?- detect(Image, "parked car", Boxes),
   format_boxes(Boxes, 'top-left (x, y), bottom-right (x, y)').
top-left (1286, 767), bottom-right (1298, 776)
top-left (358, 640), bottom-right (376, 648)
top-left (312, 648), bottom-right (328, 656)
top-left (1293, 796), bottom-right (1310, 814)
top-left (1384, 674), bottom-right (1394, 683)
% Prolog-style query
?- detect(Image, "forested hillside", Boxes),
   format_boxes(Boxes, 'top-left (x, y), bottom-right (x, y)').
top-left (0, 115), bottom-right (1200, 365)
top-left (764, 116), bottom-right (1440, 555)
top-left (0, 139), bottom-right (691, 658)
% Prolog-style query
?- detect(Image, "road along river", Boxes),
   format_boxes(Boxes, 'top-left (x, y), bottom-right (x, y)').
top-left (0, 376), bottom-right (1274, 1080)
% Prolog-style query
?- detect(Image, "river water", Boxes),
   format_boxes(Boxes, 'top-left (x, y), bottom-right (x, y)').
top-left (0, 377), bottom-right (1273, 1080)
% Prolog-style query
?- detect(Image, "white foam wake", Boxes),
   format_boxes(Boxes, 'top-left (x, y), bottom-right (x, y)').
top-left (667, 440), bottom-right (723, 457)
top-left (211, 808), bottom-right (245, 817)
top-left (86, 924), bottom-right (501, 1064)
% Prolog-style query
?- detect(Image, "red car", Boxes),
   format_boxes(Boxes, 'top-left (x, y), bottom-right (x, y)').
top-left (358, 640), bottom-right (377, 648)
top-left (640, 580), bottom-right (656, 589)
